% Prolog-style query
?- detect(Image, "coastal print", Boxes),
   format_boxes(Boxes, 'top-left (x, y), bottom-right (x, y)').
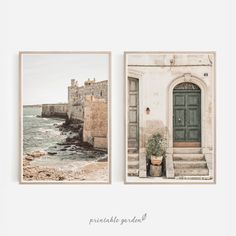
top-left (125, 52), bottom-right (216, 184)
top-left (20, 52), bottom-right (111, 183)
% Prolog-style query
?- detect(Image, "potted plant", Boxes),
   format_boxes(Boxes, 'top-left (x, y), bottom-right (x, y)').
top-left (146, 132), bottom-right (167, 177)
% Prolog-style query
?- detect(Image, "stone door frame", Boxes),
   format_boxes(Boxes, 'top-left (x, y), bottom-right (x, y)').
top-left (166, 73), bottom-right (208, 154)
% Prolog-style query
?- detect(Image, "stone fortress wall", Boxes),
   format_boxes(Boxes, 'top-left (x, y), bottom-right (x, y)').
top-left (83, 96), bottom-right (108, 149)
top-left (42, 78), bottom-right (108, 149)
top-left (68, 78), bottom-right (108, 122)
top-left (41, 104), bottom-right (68, 118)
top-left (68, 78), bottom-right (108, 149)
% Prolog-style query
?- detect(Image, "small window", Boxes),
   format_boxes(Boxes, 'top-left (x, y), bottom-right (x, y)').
top-left (100, 91), bottom-right (103, 96)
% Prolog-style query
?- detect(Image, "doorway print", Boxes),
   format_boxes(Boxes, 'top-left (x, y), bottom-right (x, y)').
top-left (173, 82), bottom-right (201, 147)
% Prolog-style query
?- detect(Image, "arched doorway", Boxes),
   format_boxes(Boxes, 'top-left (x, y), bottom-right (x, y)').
top-left (173, 82), bottom-right (201, 147)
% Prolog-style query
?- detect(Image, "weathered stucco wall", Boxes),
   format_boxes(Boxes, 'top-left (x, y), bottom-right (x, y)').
top-left (126, 53), bottom-right (215, 178)
top-left (83, 96), bottom-right (108, 149)
top-left (41, 104), bottom-right (68, 118)
top-left (128, 53), bottom-right (215, 150)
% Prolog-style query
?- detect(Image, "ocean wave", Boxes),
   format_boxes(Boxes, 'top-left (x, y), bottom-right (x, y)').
top-left (38, 128), bottom-right (52, 133)
top-left (38, 127), bottom-right (60, 135)
top-left (34, 137), bottom-right (44, 140)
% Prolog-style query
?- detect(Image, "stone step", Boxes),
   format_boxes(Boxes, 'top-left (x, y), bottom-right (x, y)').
top-left (128, 169), bottom-right (139, 176)
top-left (175, 176), bottom-right (212, 180)
top-left (128, 161), bottom-right (139, 169)
top-left (173, 148), bottom-right (202, 154)
top-left (173, 153), bottom-right (205, 161)
top-left (128, 154), bottom-right (139, 161)
top-left (174, 161), bottom-right (207, 169)
top-left (128, 148), bottom-right (138, 154)
top-left (175, 168), bottom-right (209, 176)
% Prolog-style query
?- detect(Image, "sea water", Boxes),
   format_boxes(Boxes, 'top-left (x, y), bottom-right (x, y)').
top-left (23, 106), bottom-right (66, 154)
top-left (23, 106), bottom-right (102, 170)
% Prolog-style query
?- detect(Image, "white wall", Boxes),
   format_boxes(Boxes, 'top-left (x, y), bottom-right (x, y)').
top-left (137, 66), bottom-right (214, 125)
top-left (0, 0), bottom-right (235, 236)
top-left (128, 57), bottom-right (214, 149)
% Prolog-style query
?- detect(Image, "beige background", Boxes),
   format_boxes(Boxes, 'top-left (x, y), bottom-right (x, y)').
top-left (0, 0), bottom-right (235, 236)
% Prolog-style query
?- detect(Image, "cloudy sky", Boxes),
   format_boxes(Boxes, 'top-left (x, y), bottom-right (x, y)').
top-left (22, 53), bottom-right (109, 105)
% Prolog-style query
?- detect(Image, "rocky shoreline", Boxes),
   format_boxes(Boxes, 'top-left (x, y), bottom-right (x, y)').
top-left (23, 119), bottom-right (108, 182)
top-left (23, 158), bottom-right (108, 181)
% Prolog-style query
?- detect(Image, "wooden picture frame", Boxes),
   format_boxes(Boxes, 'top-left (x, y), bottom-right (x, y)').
top-left (20, 51), bottom-right (111, 184)
top-left (124, 51), bottom-right (216, 184)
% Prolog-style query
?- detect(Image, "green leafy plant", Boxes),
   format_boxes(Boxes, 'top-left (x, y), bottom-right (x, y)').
top-left (146, 132), bottom-right (167, 159)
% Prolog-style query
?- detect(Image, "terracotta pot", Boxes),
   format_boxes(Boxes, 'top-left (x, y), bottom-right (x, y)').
top-left (150, 155), bottom-right (163, 166)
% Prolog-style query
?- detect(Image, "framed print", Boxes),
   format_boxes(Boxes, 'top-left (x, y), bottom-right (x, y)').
top-left (20, 51), bottom-right (111, 184)
top-left (125, 51), bottom-right (216, 184)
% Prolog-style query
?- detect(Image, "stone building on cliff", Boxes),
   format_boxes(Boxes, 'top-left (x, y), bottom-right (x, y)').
top-left (42, 78), bottom-right (108, 150)
top-left (67, 78), bottom-right (108, 149)
top-left (68, 78), bottom-right (107, 122)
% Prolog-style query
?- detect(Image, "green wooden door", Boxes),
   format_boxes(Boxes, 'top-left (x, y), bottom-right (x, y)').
top-left (173, 83), bottom-right (201, 147)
